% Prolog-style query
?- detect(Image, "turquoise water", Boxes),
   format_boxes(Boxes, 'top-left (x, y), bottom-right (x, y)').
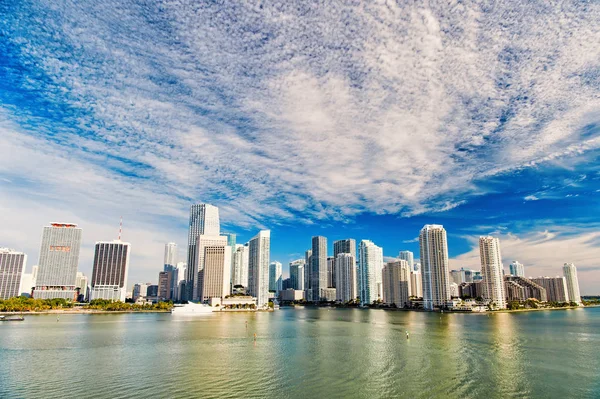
top-left (1, 307), bottom-right (599, 398)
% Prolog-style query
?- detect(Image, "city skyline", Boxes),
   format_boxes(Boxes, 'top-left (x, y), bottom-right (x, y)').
top-left (1, 1), bottom-right (599, 293)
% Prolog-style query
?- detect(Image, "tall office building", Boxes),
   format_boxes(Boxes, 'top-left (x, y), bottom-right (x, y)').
top-left (304, 249), bottom-right (312, 299)
top-left (327, 256), bottom-right (336, 288)
top-left (186, 204), bottom-right (220, 300)
top-left (34, 223), bottom-right (82, 300)
top-left (509, 261), bottom-right (525, 277)
top-left (269, 261), bottom-right (283, 292)
top-left (248, 230), bottom-right (271, 307)
top-left (232, 244), bottom-right (249, 287)
top-left (358, 240), bottom-right (384, 305)
top-left (199, 245), bottom-right (231, 302)
top-left (419, 224), bottom-right (450, 310)
top-left (333, 239), bottom-right (356, 259)
top-left (563, 263), bottom-right (582, 304)
top-left (410, 269), bottom-right (423, 298)
top-left (289, 259), bottom-right (305, 291)
top-left (90, 240), bottom-right (131, 302)
top-left (164, 242), bottom-right (178, 269)
top-left (0, 248), bottom-right (27, 300)
top-left (382, 260), bottom-right (411, 307)
top-left (311, 236), bottom-right (328, 302)
top-left (479, 236), bottom-right (507, 309)
top-left (530, 276), bottom-right (570, 302)
top-left (75, 272), bottom-right (89, 302)
top-left (193, 235), bottom-right (228, 301)
top-left (398, 251), bottom-right (414, 268)
top-left (335, 253), bottom-right (356, 303)
top-left (158, 271), bottom-right (173, 301)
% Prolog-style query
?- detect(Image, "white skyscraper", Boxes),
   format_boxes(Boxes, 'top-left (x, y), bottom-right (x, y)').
top-left (269, 261), bottom-right (283, 292)
top-left (248, 230), bottom-right (271, 307)
top-left (479, 236), bottom-right (507, 309)
top-left (90, 240), bottom-right (131, 302)
top-left (164, 242), bottom-right (178, 269)
top-left (563, 263), bottom-right (582, 304)
top-left (0, 248), bottom-right (27, 300)
top-left (311, 236), bottom-right (328, 302)
top-left (335, 253), bottom-right (356, 303)
top-left (420, 225), bottom-right (450, 310)
top-left (186, 204), bottom-right (220, 300)
top-left (509, 261), bottom-right (525, 277)
top-left (382, 259), bottom-right (411, 307)
top-left (358, 240), bottom-right (384, 305)
top-left (398, 251), bottom-right (414, 268)
top-left (232, 244), bottom-right (249, 288)
top-left (34, 223), bottom-right (82, 300)
top-left (289, 259), bottom-right (305, 291)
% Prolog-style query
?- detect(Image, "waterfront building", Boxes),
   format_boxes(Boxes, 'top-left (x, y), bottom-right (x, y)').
top-left (34, 223), bottom-right (82, 300)
top-left (410, 269), bottom-right (423, 298)
top-left (158, 271), bottom-right (172, 301)
top-left (90, 240), bottom-right (131, 302)
top-left (479, 236), bottom-right (507, 309)
top-left (320, 287), bottom-right (336, 302)
top-left (504, 276), bottom-right (547, 302)
top-left (420, 225), bottom-right (451, 310)
top-left (19, 265), bottom-right (37, 298)
top-left (248, 230), bottom-right (271, 308)
top-left (563, 263), bottom-right (582, 304)
top-left (0, 248), bottom-right (26, 300)
top-left (199, 245), bottom-right (231, 302)
top-left (75, 272), bottom-right (88, 302)
top-left (358, 240), bottom-right (384, 305)
top-left (304, 249), bottom-right (312, 300)
top-left (280, 289), bottom-right (305, 302)
top-left (311, 236), bottom-right (328, 302)
top-left (335, 253), bottom-right (357, 303)
top-left (458, 281), bottom-right (483, 299)
top-left (132, 283), bottom-right (149, 301)
top-left (186, 204), bottom-right (220, 300)
top-left (327, 256), bottom-right (336, 288)
top-left (232, 244), bottom-right (249, 288)
top-left (333, 239), bottom-right (356, 259)
top-left (398, 251), bottom-right (414, 268)
top-left (146, 284), bottom-right (159, 301)
top-left (269, 261), bottom-right (283, 292)
top-left (530, 276), bottom-right (569, 302)
top-left (191, 235), bottom-right (228, 301)
top-left (509, 261), bottom-right (525, 277)
top-left (382, 260), bottom-right (411, 307)
top-left (289, 259), bottom-right (305, 291)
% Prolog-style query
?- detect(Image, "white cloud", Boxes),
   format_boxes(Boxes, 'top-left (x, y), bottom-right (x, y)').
top-left (524, 195), bottom-right (539, 201)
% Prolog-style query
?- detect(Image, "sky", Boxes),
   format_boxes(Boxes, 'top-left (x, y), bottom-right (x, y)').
top-left (1, 1), bottom-right (599, 294)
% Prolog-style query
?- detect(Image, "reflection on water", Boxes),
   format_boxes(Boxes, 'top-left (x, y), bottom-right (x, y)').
top-left (1, 308), bottom-right (599, 398)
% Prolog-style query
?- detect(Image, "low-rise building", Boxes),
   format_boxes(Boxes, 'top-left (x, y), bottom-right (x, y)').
top-left (280, 289), bottom-right (305, 302)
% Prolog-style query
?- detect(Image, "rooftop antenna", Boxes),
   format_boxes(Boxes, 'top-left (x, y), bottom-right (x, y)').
top-left (118, 216), bottom-right (123, 241)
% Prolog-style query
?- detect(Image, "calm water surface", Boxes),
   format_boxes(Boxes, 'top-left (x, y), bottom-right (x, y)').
top-left (1, 307), bottom-right (599, 398)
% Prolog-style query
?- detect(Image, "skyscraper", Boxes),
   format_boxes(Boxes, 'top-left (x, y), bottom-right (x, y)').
top-left (193, 235), bottom-right (228, 301)
top-left (333, 239), bottom-right (356, 259)
top-left (562, 263), bottom-right (582, 304)
top-left (232, 244), bottom-right (249, 288)
top-left (158, 271), bottom-right (172, 301)
top-left (173, 262), bottom-right (187, 301)
top-left (90, 240), bottom-right (131, 302)
top-left (479, 236), bottom-right (507, 309)
top-left (223, 233), bottom-right (237, 289)
top-left (358, 240), bottom-right (384, 305)
top-left (199, 245), bottom-right (231, 302)
top-left (311, 236), bottom-right (327, 302)
top-left (335, 253), bottom-right (356, 303)
top-left (248, 230), bottom-right (270, 307)
top-left (186, 204), bottom-right (220, 300)
top-left (398, 251), bottom-right (414, 268)
top-left (419, 224), bottom-right (450, 310)
top-left (327, 256), bottom-right (336, 288)
top-left (304, 249), bottom-right (312, 299)
top-left (34, 223), bottom-right (82, 300)
top-left (269, 261), bottom-right (282, 292)
top-left (289, 259), bottom-right (305, 291)
top-left (382, 259), bottom-right (411, 307)
top-left (164, 242), bottom-right (178, 270)
top-left (530, 276), bottom-right (570, 302)
top-left (0, 248), bottom-right (26, 300)
top-left (509, 261), bottom-right (525, 277)
top-left (410, 269), bottom-right (423, 298)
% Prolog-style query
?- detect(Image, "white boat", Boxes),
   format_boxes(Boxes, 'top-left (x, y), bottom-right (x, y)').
top-left (171, 302), bottom-right (217, 314)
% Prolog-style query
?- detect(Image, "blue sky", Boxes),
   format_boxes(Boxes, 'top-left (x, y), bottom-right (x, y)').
top-left (1, 1), bottom-right (599, 293)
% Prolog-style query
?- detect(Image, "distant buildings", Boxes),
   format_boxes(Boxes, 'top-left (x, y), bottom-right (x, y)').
top-left (398, 251), bottom-right (414, 268)
top-left (34, 223), bottom-right (82, 300)
top-left (158, 271), bottom-right (172, 301)
top-left (358, 240), bottom-right (383, 305)
top-left (311, 236), bottom-right (327, 302)
top-left (173, 262), bottom-right (187, 301)
top-left (479, 236), bottom-right (506, 309)
top-left (132, 283), bottom-right (149, 302)
top-left (563, 263), bottom-right (582, 304)
top-left (76, 272), bottom-right (89, 302)
top-left (420, 225), bottom-right (450, 310)
top-left (509, 261), bottom-right (525, 277)
top-left (530, 276), bottom-right (569, 303)
top-left (289, 259), bottom-right (305, 291)
top-left (269, 261), bottom-right (282, 292)
top-left (232, 244), bottom-right (249, 288)
top-left (164, 242), bottom-right (178, 270)
top-left (335, 253), bottom-right (356, 303)
top-left (90, 240), bottom-right (131, 302)
top-left (248, 230), bottom-right (271, 308)
top-left (19, 265), bottom-right (38, 298)
top-left (382, 260), bottom-right (411, 307)
top-left (504, 276), bottom-right (547, 302)
top-left (0, 248), bottom-right (27, 300)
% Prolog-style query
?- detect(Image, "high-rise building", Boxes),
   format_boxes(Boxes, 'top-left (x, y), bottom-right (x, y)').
top-left (19, 265), bottom-right (37, 298)
top-left (34, 223), bottom-right (82, 300)
top-left (504, 275), bottom-right (547, 302)
top-left (232, 244), bottom-right (249, 288)
top-left (199, 245), bottom-right (231, 302)
top-left (90, 240), bottom-right (131, 302)
top-left (563, 263), bottom-right (582, 304)
top-left (358, 240), bottom-right (384, 305)
top-left (327, 256), bottom-right (336, 288)
top-left (304, 249), bottom-right (312, 299)
top-left (186, 204), bottom-right (220, 300)
top-left (223, 233), bottom-right (237, 288)
top-left (75, 272), bottom-right (89, 302)
top-left (311, 236), bottom-right (328, 302)
top-left (335, 253), bottom-right (356, 303)
top-left (333, 239), bottom-right (356, 259)
top-left (410, 269), bottom-right (423, 298)
top-left (248, 230), bottom-right (271, 308)
top-left (479, 236), bottom-right (507, 309)
top-left (158, 271), bottom-right (173, 301)
top-left (398, 251), bottom-right (414, 268)
top-left (530, 277), bottom-right (570, 302)
top-left (419, 224), bottom-right (450, 310)
top-left (269, 261), bottom-right (282, 292)
top-left (509, 261), bottom-right (525, 277)
top-left (289, 259), bottom-right (305, 291)
top-left (382, 260), bottom-right (411, 307)
top-left (194, 235), bottom-right (228, 301)
top-left (173, 262), bottom-right (187, 301)
top-left (0, 248), bottom-right (27, 300)
top-left (164, 242), bottom-right (178, 270)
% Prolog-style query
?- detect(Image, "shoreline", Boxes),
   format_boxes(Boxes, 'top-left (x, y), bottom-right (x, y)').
top-left (0, 309), bottom-right (171, 315)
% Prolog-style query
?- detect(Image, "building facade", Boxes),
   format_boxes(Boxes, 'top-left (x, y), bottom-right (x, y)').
top-left (186, 204), bottom-right (220, 300)
top-left (311, 236), bottom-right (328, 302)
top-left (248, 230), bottom-right (271, 308)
top-left (0, 248), bottom-right (26, 300)
top-left (382, 260), bottom-right (411, 307)
top-left (333, 239), bottom-right (356, 259)
top-left (289, 259), bottom-right (305, 291)
top-left (358, 240), bottom-right (384, 305)
top-left (509, 261), bottom-right (525, 277)
top-left (398, 251), bottom-right (414, 268)
top-left (479, 236), bottom-right (507, 309)
top-left (232, 244), bottom-right (249, 288)
top-left (199, 246), bottom-right (231, 302)
top-left (419, 225), bottom-right (450, 310)
top-left (90, 240), bottom-right (131, 302)
top-left (531, 276), bottom-right (570, 302)
top-left (304, 249), bottom-right (312, 300)
top-left (410, 269), bottom-right (423, 298)
top-left (504, 276), bottom-right (547, 302)
top-left (563, 263), bottom-right (582, 304)
top-left (335, 253), bottom-right (356, 303)
top-left (269, 261), bottom-right (282, 292)
top-left (34, 223), bottom-right (82, 300)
